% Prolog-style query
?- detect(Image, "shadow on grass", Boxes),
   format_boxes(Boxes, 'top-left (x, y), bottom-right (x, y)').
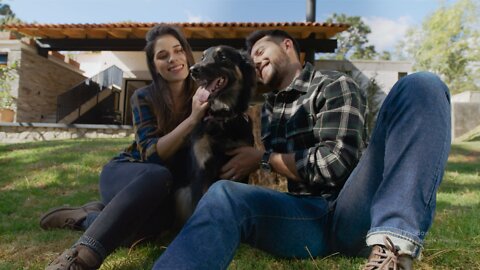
top-left (0, 138), bottom-right (129, 232)
top-left (0, 138), bottom-right (128, 182)
top-left (0, 138), bottom-right (133, 269)
top-left (1, 139), bottom-right (480, 270)
top-left (438, 180), bottom-right (480, 193)
top-left (449, 142), bottom-right (480, 156)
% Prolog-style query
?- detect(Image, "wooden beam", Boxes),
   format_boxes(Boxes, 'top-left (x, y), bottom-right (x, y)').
top-left (7, 24), bottom-right (350, 41)
top-left (85, 29), bottom-right (108, 39)
top-left (36, 29), bottom-right (66, 39)
top-left (107, 28), bottom-right (132, 39)
top-left (182, 28), bottom-right (193, 38)
top-left (188, 27), bottom-right (215, 39)
top-left (130, 28), bottom-right (148, 39)
top-left (34, 38), bottom-right (338, 54)
top-left (63, 29), bottom-right (87, 38)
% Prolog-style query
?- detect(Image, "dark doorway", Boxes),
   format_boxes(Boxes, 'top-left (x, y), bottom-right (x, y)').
top-left (123, 80), bottom-right (151, 125)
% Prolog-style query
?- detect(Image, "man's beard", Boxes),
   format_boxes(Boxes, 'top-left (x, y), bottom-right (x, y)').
top-left (265, 59), bottom-right (289, 90)
top-left (265, 54), bottom-right (289, 91)
top-left (265, 66), bottom-right (282, 90)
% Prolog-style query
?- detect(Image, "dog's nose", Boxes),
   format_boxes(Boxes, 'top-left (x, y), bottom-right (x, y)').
top-left (190, 65), bottom-right (199, 75)
top-left (190, 65), bottom-right (199, 78)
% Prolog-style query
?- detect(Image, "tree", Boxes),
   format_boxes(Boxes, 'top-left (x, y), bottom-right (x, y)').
top-left (351, 45), bottom-right (377, 60)
top-left (379, 51), bottom-right (392, 61)
top-left (0, 1), bottom-right (22, 27)
top-left (398, 0), bottom-right (480, 94)
top-left (0, 62), bottom-right (18, 109)
top-left (0, 3), bottom-right (13, 16)
top-left (324, 13), bottom-right (373, 60)
top-left (323, 13), bottom-right (391, 61)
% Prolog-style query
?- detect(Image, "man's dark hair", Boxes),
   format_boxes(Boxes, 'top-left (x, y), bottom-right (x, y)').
top-left (245, 30), bottom-right (301, 59)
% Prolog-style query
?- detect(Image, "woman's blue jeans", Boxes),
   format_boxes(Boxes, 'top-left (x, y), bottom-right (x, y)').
top-left (153, 72), bottom-right (452, 270)
top-left (77, 161), bottom-right (174, 259)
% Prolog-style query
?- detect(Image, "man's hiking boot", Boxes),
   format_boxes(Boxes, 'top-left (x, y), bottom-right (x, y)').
top-left (362, 236), bottom-right (413, 270)
top-left (46, 244), bottom-right (102, 270)
top-left (40, 201), bottom-right (104, 230)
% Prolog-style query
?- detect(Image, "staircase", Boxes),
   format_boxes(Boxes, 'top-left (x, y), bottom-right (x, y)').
top-left (56, 65), bottom-right (123, 124)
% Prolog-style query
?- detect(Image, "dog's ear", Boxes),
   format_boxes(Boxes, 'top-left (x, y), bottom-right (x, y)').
top-left (238, 49), bottom-right (256, 101)
top-left (238, 50), bottom-right (255, 78)
top-left (239, 50), bottom-right (254, 66)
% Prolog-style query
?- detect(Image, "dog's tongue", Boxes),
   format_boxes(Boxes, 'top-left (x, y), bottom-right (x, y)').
top-left (205, 77), bottom-right (223, 93)
top-left (197, 87), bottom-right (210, 102)
top-left (197, 77), bottom-right (225, 102)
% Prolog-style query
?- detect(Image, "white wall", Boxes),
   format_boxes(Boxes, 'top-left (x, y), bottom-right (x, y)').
top-left (452, 91), bottom-right (480, 103)
top-left (73, 51), bottom-right (205, 79)
top-left (451, 91), bottom-right (480, 139)
top-left (73, 51), bottom-right (150, 79)
top-left (315, 59), bottom-right (413, 95)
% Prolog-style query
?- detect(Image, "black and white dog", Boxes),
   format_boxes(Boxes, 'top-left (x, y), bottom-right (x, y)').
top-left (175, 46), bottom-right (256, 224)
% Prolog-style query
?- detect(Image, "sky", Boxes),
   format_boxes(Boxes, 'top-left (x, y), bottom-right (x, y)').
top-left (3, 0), bottom-right (456, 53)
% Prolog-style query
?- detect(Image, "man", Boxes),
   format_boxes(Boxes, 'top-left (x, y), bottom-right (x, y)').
top-left (153, 30), bottom-right (451, 270)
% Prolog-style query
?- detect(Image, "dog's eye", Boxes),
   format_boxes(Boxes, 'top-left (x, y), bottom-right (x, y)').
top-left (216, 52), bottom-right (228, 62)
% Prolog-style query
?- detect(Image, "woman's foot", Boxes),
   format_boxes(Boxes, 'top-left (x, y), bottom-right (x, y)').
top-left (46, 244), bottom-right (102, 270)
top-left (40, 201), bottom-right (104, 230)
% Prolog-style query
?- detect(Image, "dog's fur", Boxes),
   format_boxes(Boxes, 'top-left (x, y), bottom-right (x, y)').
top-left (174, 46), bottom-right (256, 225)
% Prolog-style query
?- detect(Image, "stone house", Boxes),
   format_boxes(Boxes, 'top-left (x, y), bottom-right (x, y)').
top-left (0, 22), bottom-right (415, 143)
top-left (2, 22), bottom-right (348, 126)
top-left (0, 34), bottom-right (86, 123)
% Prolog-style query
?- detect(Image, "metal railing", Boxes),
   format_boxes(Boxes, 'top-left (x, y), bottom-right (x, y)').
top-left (56, 65), bottom-right (123, 123)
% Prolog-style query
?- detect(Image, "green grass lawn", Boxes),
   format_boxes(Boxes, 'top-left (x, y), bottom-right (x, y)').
top-left (0, 138), bottom-right (479, 270)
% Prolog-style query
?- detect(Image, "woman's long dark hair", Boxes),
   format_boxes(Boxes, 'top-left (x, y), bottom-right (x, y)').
top-left (144, 24), bottom-right (196, 136)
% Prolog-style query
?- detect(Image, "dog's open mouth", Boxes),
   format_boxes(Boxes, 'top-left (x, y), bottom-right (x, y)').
top-left (198, 76), bottom-right (229, 96)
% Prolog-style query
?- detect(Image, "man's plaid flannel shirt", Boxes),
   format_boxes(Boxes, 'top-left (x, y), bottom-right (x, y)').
top-left (261, 63), bottom-right (368, 197)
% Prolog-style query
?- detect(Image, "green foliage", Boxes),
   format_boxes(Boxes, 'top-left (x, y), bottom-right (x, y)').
top-left (399, 0), bottom-right (480, 94)
top-left (0, 61), bottom-right (18, 109)
top-left (325, 13), bottom-right (373, 60)
top-left (0, 1), bottom-right (22, 32)
top-left (323, 13), bottom-right (391, 61)
top-left (1, 138), bottom-right (479, 269)
top-left (364, 77), bottom-right (382, 137)
top-left (0, 1), bottom-right (14, 17)
top-left (378, 51), bottom-right (392, 61)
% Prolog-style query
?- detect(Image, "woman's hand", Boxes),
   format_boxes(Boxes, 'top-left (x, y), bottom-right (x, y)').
top-left (188, 87), bottom-right (210, 124)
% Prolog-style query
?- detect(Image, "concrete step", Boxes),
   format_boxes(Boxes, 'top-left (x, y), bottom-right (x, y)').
top-left (58, 87), bottom-right (114, 124)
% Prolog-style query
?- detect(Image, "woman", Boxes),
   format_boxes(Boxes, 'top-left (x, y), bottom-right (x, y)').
top-left (43, 24), bottom-right (209, 269)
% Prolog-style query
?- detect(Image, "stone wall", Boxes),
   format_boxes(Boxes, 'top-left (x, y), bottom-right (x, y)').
top-left (16, 47), bottom-right (86, 123)
top-left (452, 102), bottom-right (480, 139)
top-left (0, 123), bottom-right (133, 144)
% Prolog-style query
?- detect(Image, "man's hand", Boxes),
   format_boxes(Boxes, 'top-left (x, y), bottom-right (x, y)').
top-left (220, 146), bottom-right (263, 181)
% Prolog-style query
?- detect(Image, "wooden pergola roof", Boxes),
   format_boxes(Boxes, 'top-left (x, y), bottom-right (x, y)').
top-left (6, 22), bottom-right (349, 60)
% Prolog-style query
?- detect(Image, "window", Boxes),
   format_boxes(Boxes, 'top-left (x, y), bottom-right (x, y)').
top-left (0, 53), bottom-right (8, 66)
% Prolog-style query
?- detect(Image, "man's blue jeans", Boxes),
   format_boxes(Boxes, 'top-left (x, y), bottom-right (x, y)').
top-left (153, 72), bottom-right (451, 270)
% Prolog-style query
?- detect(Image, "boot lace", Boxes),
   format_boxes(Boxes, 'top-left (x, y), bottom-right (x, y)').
top-left (363, 236), bottom-right (400, 270)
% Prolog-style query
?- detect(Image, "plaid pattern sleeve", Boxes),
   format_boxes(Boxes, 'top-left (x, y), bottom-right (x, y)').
top-left (261, 63), bottom-right (367, 195)
top-left (129, 86), bottom-right (163, 164)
